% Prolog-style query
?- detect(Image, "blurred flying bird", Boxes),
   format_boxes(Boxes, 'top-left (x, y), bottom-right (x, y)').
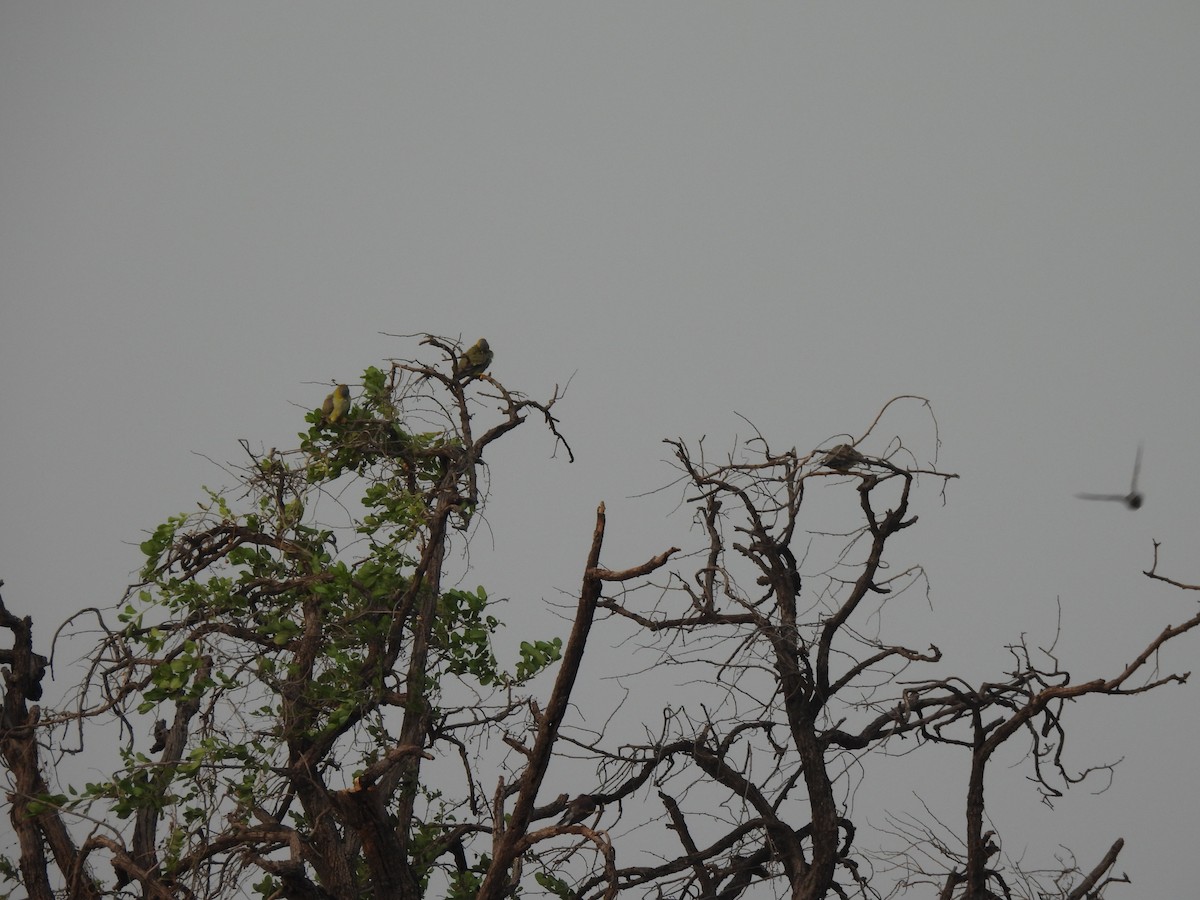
top-left (456, 338), bottom-right (493, 381)
top-left (322, 384), bottom-right (351, 424)
top-left (1075, 443), bottom-right (1144, 510)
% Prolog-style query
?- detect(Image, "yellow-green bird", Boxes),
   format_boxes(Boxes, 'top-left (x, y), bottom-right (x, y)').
top-left (322, 384), bottom-right (351, 424)
top-left (456, 338), bottom-right (493, 381)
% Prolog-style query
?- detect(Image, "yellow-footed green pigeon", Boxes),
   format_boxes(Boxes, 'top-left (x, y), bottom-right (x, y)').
top-left (822, 444), bottom-right (865, 472)
top-left (456, 338), bottom-right (493, 381)
top-left (322, 384), bottom-right (351, 424)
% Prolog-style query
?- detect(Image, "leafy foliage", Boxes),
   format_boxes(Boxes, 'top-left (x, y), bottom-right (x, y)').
top-left (32, 338), bottom-right (575, 898)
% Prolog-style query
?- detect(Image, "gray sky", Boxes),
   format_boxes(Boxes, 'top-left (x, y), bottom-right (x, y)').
top-left (3, 4), bottom-right (1199, 895)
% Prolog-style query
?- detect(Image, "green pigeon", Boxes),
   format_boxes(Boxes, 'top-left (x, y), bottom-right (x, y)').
top-left (456, 338), bottom-right (493, 381)
top-left (322, 384), bottom-right (351, 424)
top-left (822, 444), bottom-right (865, 472)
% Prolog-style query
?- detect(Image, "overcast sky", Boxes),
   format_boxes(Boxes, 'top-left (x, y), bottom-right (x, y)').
top-left (3, 5), bottom-right (1199, 896)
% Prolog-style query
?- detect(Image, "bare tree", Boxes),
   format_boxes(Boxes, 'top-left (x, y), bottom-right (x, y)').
top-left (566, 402), bottom-right (1199, 900)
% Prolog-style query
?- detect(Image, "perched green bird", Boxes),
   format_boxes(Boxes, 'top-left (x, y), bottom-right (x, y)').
top-left (322, 384), bottom-right (351, 424)
top-left (456, 338), bottom-right (493, 381)
top-left (822, 444), bottom-right (866, 472)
